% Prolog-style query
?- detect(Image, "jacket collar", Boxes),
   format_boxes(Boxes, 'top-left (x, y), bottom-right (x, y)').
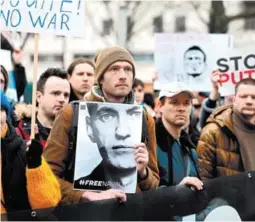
top-left (69, 85), bottom-right (79, 102)
top-left (84, 85), bottom-right (135, 104)
top-left (206, 105), bottom-right (234, 133)
top-left (156, 118), bottom-right (195, 153)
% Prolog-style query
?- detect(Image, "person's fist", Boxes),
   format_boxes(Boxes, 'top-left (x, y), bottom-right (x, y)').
top-left (26, 131), bottom-right (43, 169)
top-left (12, 50), bottom-right (23, 65)
top-left (211, 70), bottom-right (221, 89)
top-left (135, 143), bottom-right (149, 179)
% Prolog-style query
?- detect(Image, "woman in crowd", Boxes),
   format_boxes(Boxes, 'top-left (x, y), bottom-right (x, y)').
top-left (1, 90), bottom-right (61, 214)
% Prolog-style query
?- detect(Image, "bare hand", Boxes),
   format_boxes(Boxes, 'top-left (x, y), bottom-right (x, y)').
top-left (179, 176), bottom-right (203, 191)
top-left (82, 189), bottom-right (127, 203)
top-left (211, 70), bottom-right (221, 89)
top-left (135, 143), bottom-right (149, 178)
top-left (12, 50), bottom-right (23, 65)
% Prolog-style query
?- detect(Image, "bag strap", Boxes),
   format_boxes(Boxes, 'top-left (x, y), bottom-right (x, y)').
top-left (141, 107), bottom-right (148, 144)
top-left (66, 101), bottom-right (80, 172)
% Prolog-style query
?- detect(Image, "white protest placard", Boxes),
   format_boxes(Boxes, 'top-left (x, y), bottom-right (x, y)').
top-left (0, 0), bottom-right (85, 37)
top-left (154, 33), bottom-right (233, 91)
top-left (217, 48), bottom-right (255, 96)
top-left (74, 102), bottom-right (143, 193)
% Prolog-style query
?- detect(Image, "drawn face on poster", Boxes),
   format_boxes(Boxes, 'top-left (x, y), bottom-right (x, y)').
top-left (154, 34), bottom-right (233, 91)
top-left (74, 102), bottom-right (142, 193)
top-left (183, 46), bottom-right (207, 77)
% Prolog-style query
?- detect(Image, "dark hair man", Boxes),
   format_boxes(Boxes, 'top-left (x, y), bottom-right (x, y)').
top-left (44, 46), bottom-right (159, 204)
top-left (132, 78), bottom-right (145, 105)
top-left (156, 81), bottom-right (202, 189)
top-left (16, 68), bottom-right (70, 147)
top-left (67, 58), bottom-right (95, 102)
top-left (198, 78), bottom-right (255, 179)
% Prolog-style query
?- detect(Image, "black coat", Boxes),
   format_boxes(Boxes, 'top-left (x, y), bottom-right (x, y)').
top-left (69, 85), bottom-right (80, 103)
top-left (74, 162), bottom-right (109, 191)
top-left (156, 118), bottom-right (199, 186)
top-left (1, 122), bottom-right (31, 212)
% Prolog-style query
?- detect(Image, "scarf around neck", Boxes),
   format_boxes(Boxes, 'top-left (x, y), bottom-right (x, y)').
top-left (232, 109), bottom-right (255, 171)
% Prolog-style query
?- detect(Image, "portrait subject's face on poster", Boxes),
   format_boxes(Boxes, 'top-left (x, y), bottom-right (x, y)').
top-left (86, 103), bottom-right (142, 170)
top-left (183, 46), bottom-right (206, 77)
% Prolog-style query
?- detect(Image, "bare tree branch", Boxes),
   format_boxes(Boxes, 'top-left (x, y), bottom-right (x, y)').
top-left (227, 10), bottom-right (255, 22)
top-left (127, 1), bottom-right (148, 41)
top-left (131, 1), bottom-right (142, 19)
top-left (86, 4), bottom-right (112, 45)
top-left (102, 1), bottom-right (117, 37)
top-left (189, 1), bottom-right (209, 26)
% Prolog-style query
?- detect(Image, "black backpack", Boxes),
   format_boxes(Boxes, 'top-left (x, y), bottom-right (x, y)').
top-left (64, 101), bottom-right (148, 183)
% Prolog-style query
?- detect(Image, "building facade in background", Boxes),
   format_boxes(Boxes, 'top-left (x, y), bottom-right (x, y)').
top-left (21, 1), bottom-right (255, 92)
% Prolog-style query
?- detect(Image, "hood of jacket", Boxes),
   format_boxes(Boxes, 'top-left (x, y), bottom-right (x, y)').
top-left (206, 104), bottom-right (234, 133)
top-left (14, 103), bottom-right (33, 120)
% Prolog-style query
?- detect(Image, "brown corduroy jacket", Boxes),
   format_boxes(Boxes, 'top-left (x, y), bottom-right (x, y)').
top-left (43, 87), bottom-right (159, 204)
top-left (197, 105), bottom-right (244, 180)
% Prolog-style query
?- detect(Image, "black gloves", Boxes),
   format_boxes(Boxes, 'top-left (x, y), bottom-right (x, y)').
top-left (26, 137), bottom-right (43, 169)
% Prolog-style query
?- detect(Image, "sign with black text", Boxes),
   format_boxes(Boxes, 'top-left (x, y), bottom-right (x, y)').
top-left (217, 48), bottom-right (255, 96)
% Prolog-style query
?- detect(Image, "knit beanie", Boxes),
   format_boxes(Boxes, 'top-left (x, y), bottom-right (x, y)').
top-left (0, 89), bottom-right (11, 118)
top-left (94, 46), bottom-right (136, 85)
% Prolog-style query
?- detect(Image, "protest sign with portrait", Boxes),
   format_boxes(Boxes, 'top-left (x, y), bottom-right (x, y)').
top-left (73, 102), bottom-right (143, 193)
top-left (154, 33), bottom-right (233, 91)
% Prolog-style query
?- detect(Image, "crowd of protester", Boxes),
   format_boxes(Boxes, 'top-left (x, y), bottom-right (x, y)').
top-left (1, 44), bottom-right (255, 220)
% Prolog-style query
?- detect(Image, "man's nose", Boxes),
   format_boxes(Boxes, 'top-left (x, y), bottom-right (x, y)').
top-left (115, 116), bottom-right (131, 140)
top-left (58, 94), bottom-right (65, 103)
top-left (119, 69), bottom-right (128, 79)
top-left (246, 96), bottom-right (253, 105)
top-left (177, 104), bottom-right (186, 111)
top-left (83, 74), bottom-right (88, 81)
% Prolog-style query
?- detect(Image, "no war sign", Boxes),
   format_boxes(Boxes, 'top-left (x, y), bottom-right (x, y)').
top-left (217, 48), bottom-right (255, 96)
top-left (0, 0), bottom-right (85, 37)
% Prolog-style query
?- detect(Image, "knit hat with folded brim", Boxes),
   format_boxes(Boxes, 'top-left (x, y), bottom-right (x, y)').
top-left (94, 46), bottom-right (136, 85)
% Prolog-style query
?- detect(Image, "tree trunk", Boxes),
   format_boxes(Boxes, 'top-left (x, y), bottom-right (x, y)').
top-left (209, 1), bottom-right (229, 33)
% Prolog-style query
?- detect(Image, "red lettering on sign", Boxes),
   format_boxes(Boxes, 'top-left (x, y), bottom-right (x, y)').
top-left (219, 73), bottom-right (229, 86)
top-left (220, 69), bottom-right (255, 86)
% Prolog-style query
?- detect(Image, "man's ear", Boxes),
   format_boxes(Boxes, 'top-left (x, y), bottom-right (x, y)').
top-left (158, 100), bottom-right (164, 112)
top-left (67, 74), bottom-right (71, 80)
top-left (232, 96), bottom-right (236, 105)
top-left (36, 91), bottom-right (42, 105)
top-left (86, 116), bottom-right (96, 143)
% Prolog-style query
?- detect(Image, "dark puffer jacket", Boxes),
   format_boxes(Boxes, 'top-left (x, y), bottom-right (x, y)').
top-left (1, 122), bottom-right (31, 212)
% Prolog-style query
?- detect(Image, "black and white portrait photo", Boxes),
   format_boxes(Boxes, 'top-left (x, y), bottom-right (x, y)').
top-left (73, 102), bottom-right (143, 193)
